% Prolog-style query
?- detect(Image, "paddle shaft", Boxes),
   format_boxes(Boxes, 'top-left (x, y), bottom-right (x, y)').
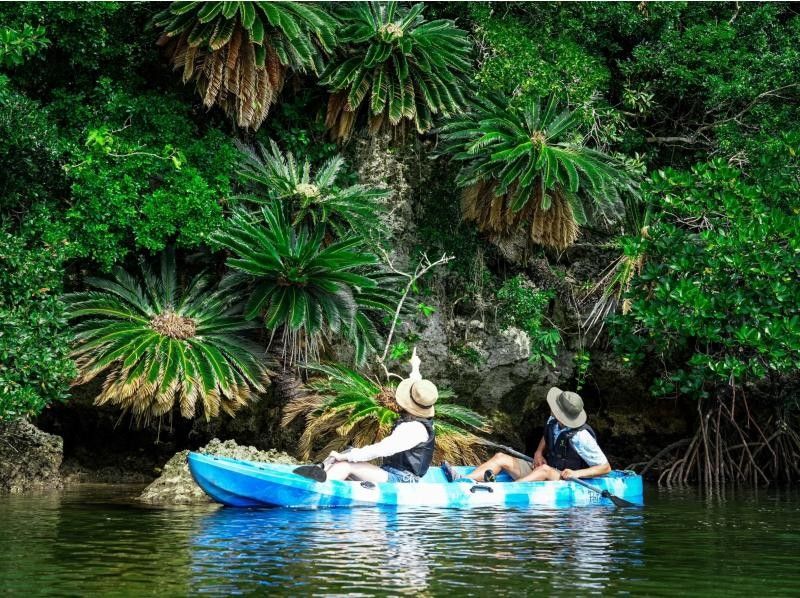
top-left (480, 440), bottom-right (634, 507)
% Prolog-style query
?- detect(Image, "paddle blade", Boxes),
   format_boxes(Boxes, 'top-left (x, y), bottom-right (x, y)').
top-left (293, 465), bottom-right (327, 482)
top-left (601, 489), bottom-right (636, 508)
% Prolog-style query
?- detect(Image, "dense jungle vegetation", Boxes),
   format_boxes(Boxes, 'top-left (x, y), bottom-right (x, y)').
top-left (1, 2), bottom-right (798, 486)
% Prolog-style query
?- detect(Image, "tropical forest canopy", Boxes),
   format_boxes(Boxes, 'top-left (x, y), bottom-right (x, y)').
top-left (1, 2), bottom-right (798, 480)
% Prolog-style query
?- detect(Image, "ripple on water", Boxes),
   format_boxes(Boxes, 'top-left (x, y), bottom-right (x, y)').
top-left (2, 486), bottom-right (800, 596)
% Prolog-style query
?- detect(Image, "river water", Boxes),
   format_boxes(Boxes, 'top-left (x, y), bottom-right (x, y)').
top-left (1, 484), bottom-right (799, 596)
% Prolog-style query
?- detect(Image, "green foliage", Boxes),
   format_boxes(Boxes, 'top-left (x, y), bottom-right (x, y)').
top-left (258, 89), bottom-right (339, 164)
top-left (60, 80), bottom-right (238, 269)
top-left (212, 203), bottom-right (397, 365)
top-left (611, 156), bottom-right (800, 398)
top-left (469, 4), bottom-right (609, 106)
top-left (321, 1), bottom-right (471, 140)
top-left (573, 348), bottom-right (590, 391)
top-left (620, 3), bottom-right (800, 159)
top-left (0, 2), bottom-right (154, 90)
top-left (0, 220), bottom-right (75, 421)
top-left (452, 343), bottom-right (484, 367)
top-left (236, 139), bottom-right (390, 241)
top-left (0, 78), bottom-right (66, 211)
top-left (283, 363), bottom-right (489, 463)
top-left (0, 23), bottom-right (48, 68)
top-left (441, 94), bottom-right (637, 249)
top-left (153, 0), bottom-right (337, 129)
top-left (65, 249), bottom-right (268, 424)
top-left (497, 275), bottom-right (560, 367)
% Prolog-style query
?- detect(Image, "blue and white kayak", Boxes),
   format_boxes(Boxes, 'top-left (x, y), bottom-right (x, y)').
top-left (188, 452), bottom-right (643, 509)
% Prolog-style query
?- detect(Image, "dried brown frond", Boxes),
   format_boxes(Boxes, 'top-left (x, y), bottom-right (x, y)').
top-left (182, 45), bottom-right (198, 83)
top-left (237, 42), bottom-right (257, 127)
top-left (368, 111), bottom-right (385, 136)
top-left (181, 379), bottom-right (199, 419)
top-left (203, 51), bottom-right (225, 108)
top-left (203, 388), bottom-right (221, 419)
top-left (223, 27), bottom-right (242, 92)
top-left (265, 46), bottom-right (284, 94)
top-left (433, 431), bottom-right (490, 466)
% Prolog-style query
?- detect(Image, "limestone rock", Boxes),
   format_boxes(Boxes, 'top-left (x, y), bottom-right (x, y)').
top-left (138, 438), bottom-right (299, 505)
top-left (0, 419), bottom-right (63, 493)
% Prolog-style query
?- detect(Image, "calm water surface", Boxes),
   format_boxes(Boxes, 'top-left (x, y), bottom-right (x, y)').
top-left (1, 484), bottom-right (799, 596)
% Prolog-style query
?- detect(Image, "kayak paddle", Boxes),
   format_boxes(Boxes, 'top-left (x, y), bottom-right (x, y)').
top-left (293, 449), bottom-right (349, 482)
top-left (292, 463), bottom-right (327, 482)
top-left (478, 440), bottom-right (636, 508)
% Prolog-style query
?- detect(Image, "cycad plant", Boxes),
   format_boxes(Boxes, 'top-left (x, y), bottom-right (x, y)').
top-left (236, 139), bottom-right (390, 240)
top-left (321, 1), bottom-right (471, 141)
top-left (283, 364), bottom-right (490, 464)
top-left (65, 250), bottom-right (269, 424)
top-left (154, 1), bottom-right (336, 129)
top-left (440, 95), bottom-right (638, 250)
top-left (212, 204), bottom-right (397, 365)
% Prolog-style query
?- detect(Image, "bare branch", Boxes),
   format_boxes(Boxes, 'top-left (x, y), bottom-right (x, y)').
top-left (375, 250), bottom-right (454, 376)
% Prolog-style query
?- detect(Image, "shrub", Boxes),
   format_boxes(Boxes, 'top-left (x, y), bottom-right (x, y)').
top-left (60, 80), bottom-right (238, 269)
top-left (0, 222), bottom-right (75, 421)
top-left (496, 275), bottom-right (560, 367)
top-left (611, 156), bottom-right (800, 398)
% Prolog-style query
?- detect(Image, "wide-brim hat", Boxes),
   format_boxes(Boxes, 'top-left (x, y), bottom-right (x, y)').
top-left (395, 378), bottom-right (438, 418)
top-left (547, 387), bottom-right (587, 428)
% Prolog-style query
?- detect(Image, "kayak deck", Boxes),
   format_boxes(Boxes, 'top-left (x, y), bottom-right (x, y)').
top-left (188, 453), bottom-right (643, 509)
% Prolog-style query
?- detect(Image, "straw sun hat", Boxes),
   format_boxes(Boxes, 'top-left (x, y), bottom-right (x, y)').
top-left (395, 378), bottom-right (439, 418)
top-left (546, 387), bottom-right (587, 428)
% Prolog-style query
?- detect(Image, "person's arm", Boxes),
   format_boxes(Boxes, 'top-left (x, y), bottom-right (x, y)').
top-left (560, 430), bottom-right (611, 479)
top-left (331, 422), bottom-right (428, 463)
top-left (533, 436), bottom-right (547, 467)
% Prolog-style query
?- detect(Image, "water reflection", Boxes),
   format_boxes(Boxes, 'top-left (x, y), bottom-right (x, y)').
top-left (189, 505), bottom-right (645, 595)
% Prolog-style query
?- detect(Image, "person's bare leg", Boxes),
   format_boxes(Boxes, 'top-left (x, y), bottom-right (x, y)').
top-left (516, 464), bottom-right (561, 482)
top-left (325, 461), bottom-right (390, 483)
top-left (467, 452), bottom-right (524, 481)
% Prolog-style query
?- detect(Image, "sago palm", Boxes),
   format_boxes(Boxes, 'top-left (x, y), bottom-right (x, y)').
top-left (65, 250), bottom-right (269, 424)
top-left (321, 1), bottom-right (471, 141)
top-left (440, 95), bottom-right (638, 250)
top-left (212, 204), bottom-right (397, 365)
top-left (154, 1), bottom-right (336, 129)
top-left (236, 139), bottom-right (390, 240)
top-left (282, 364), bottom-right (490, 464)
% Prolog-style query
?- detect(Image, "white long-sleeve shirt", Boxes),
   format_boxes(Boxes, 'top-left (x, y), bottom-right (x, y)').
top-left (344, 421), bottom-right (430, 462)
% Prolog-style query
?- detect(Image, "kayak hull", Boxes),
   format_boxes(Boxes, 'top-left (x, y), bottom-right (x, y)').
top-left (188, 453), bottom-right (644, 509)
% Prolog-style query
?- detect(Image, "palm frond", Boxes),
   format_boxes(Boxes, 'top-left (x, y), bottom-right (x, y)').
top-left (440, 94), bottom-right (640, 250)
top-left (154, 1), bottom-right (337, 130)
top-left (286, 365), bottom-right (490, 464)
top-left (320, 1), bottom-right (472, 141)
top-left (65, 249), bottom-right (269, 425)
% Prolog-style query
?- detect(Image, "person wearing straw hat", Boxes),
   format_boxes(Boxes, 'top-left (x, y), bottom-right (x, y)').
top-left (324, 350), bottom-right (439, 483)
top-left (465, 387), bottom-right (611, 483)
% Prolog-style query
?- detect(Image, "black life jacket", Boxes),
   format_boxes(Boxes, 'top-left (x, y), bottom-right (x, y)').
top-left (382, 415), bottom-right (435, 477)
top-left (544, 417), bottom-right (596, 470)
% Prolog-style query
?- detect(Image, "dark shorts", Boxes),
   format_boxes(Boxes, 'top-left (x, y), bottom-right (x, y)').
top-left (380, 465), bottom-right (420, 483)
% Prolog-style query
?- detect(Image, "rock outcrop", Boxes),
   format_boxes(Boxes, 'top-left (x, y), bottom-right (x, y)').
top-left (0, 419), bottom-right (63, 493)
top-left (138, 438), bottom-right (298, 505)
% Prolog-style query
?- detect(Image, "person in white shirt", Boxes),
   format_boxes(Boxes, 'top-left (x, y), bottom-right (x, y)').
top-left (324, 352), bottom-right (439, 484)
top-left (466, 387), bottom-right (611, 482)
